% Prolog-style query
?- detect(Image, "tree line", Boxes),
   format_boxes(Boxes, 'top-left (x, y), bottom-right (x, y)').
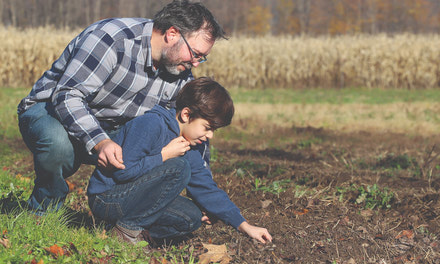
top-left (1, 0), bottom-right (440, 35)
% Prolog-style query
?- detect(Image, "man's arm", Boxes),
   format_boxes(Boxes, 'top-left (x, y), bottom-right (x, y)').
top-left (51, 29), bottom-right (120, 168)
top-left (52, 29), bottom-right (118, 151)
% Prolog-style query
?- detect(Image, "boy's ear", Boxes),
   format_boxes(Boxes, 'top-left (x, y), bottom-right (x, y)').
top-left (179, 107), bottom-right (191, 123)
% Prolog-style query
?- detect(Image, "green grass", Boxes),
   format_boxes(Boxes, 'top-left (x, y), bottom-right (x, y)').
top-left (0, 87), bottom-right (197, 263)
top-left (229, 87), bottom-right (440, 104)
top-left (0, 87), bottom-right (28, 139)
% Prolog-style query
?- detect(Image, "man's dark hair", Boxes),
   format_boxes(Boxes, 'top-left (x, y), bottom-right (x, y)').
top-left (176, 77), bottom-right (234, 130)
top-left (153, 0), bottom-right (227, 41)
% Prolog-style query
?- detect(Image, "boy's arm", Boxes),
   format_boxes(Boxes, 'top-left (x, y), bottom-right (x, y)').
top-left (110, 115), bottom-right (164, 183)
top-left (185, 149), bottom-right (246, 229)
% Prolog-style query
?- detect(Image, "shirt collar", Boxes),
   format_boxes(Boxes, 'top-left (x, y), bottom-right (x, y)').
top-left (141, 21), bottom-right (156, 75)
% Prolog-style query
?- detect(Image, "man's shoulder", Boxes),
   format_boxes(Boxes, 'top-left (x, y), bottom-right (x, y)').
top-left (88, 18), bottom-right (153, 40)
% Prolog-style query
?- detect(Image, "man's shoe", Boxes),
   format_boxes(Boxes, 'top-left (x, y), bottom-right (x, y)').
top-left (111, 224), bottom-right (155, 246)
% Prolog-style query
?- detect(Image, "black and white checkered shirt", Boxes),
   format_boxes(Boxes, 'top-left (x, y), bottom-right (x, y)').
top-left (18, 18), bottom-right (193, 152)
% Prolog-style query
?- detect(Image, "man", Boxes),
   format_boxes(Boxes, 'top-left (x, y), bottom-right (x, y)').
top-left (17, 0), bottom-right (225, 215)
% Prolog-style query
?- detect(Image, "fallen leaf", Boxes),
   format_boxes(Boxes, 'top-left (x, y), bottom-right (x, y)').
top-left (45, 244), bottom-right (64, 257)
top-left (395, 230), bottom-right (414, 239)
top-left (293, 209), bottom-right (309, 216)
top-left (65, 180), bottom-right (75, 192)
top-left (77, 188), bottom-right (84, 194)
top-left (261, 200), bottom-right (272, 209)
top-left (16, 174), bottom-right (31, 182)
top-left (30, 259), bottom-right (44, 264)
top-left (0, 238), bottom-right (10, 248)
top-left (199, 243), bottom-right (231, 264)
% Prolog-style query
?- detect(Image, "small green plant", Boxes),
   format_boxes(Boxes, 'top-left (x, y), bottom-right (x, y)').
top-left (336, 184), bottom-right (394, 209)
top-left (375, 153), bottom-right (416, 170)
top-left (254, 178), bottom-right (291, 197)
top-left (293, 185), bottom-right (310, 198)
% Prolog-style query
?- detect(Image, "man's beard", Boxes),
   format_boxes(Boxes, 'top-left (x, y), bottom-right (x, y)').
top-left (160, 41), bottom-right (192, 75)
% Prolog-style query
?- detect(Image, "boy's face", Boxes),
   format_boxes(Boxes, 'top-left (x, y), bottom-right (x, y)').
top-left (181, 117), bottom-right (214, 146)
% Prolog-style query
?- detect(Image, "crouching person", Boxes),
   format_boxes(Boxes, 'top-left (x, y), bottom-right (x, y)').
top-left (87, 77), bottom-right (272, 246)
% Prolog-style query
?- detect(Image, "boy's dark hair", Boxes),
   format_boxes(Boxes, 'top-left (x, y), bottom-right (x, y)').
top-left (176, 77), bottom-right (234, 130)
top-left (153, 0), bottom-right (227, 41)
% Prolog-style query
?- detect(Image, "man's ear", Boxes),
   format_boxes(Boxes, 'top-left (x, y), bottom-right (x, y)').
top-left (165, 26), bottom-right (180, 43)
top-left (179, 107), bottom-right (191, 123)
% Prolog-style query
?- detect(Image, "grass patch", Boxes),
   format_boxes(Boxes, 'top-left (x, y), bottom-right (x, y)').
top-left (0, 87), bottom-right (28, 139)
top-left (336, 184), bottom-right (394, 210)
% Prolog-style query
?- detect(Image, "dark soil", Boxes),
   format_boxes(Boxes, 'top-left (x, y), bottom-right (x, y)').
top-left (12, 122), bottom-right (440, 263)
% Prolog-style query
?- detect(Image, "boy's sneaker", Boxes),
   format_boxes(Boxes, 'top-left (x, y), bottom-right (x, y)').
top-left (111, 224), bottom-right (155, 247)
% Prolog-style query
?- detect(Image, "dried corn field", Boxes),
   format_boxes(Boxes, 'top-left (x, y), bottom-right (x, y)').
top-left (2, 27), bottom-right (440, 89)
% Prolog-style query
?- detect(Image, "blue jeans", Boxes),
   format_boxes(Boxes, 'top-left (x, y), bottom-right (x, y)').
top-left (88, 157), bottom-right (202, 239)
top-left (18, 102), bottom-right (120, 213)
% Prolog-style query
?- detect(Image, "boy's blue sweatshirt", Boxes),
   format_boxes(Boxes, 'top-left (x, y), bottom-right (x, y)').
top-left (87, 105), bottom-right (246, 229)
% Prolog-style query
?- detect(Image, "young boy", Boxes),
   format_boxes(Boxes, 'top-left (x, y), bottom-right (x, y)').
top-left (87, 77), bottom-right (272, 245)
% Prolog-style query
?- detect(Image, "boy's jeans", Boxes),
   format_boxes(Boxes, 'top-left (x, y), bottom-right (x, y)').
top-left (18, 102), bottom-right (120, 214)
top-left (88, 157), bottom-right (202, 239)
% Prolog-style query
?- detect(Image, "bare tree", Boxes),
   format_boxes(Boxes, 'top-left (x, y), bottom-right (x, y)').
top-left (296, 0), bottom-right (311, 34)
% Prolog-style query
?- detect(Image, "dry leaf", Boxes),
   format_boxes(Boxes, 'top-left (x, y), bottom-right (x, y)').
top-left (0, 238), bottom-right (10, 248)
top-left (16, 173), bottom-right (31, 182)
top-left (261, 200), bottom-right (272, 209)
top-left (65, 180), bottom-right (75, 192)
top-left (30, 259), bottom-right (44, 264)
top-left (395, 229), bottom-right (414, 239)
top-left (45, 244), bottom-right (64, 257)
top-left (199, 243), bottom-right (231, 264)
top-left (293, 209), bottom-right (309, 216)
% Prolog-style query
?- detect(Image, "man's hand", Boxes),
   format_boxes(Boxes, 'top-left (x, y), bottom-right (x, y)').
top-left (161, 136), bottom-right (190, 161)
top-left (93, 139), bottom-right (125, 170)
top-left (238, 221), bottom-right (273, 244)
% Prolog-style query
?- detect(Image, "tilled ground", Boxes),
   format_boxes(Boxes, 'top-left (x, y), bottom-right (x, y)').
top-left (185, 125), bottom-right (440, 263)
top-left (16, 122), bottom-right (440, 263)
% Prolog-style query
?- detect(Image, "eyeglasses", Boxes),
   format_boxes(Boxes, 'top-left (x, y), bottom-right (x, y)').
top-left (181, 34), bottom-right (208, 63)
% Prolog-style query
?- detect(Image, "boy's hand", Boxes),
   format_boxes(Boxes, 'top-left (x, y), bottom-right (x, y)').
top-left (161, 136), bottom-right (191, 161)
top-left (238, 221), bottom-right (272, 244)
top-left (201, 212), bottom-right (217, 225)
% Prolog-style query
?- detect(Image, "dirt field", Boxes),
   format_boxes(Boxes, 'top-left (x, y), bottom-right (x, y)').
top-left (13, 118), bottom-right (440, 263)
top-left (190, 122), bottom-right (440, 263)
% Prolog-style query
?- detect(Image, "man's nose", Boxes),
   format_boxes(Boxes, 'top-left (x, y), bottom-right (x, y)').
top-left (191, 60), bottom-right (200, 67)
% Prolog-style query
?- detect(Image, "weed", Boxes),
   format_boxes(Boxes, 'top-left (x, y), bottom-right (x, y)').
top-left (336, 184), bottom-right (394, 209)
top-left (293, 185), bottom-right (311, 198)
top-left (375, 153), bottom-right (416, 170)
top-left (253, 178), bottom-right (291, 197)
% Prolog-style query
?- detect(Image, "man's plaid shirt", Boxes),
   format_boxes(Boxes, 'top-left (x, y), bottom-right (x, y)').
top-left (18, 18), bottom-right (193, 153)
